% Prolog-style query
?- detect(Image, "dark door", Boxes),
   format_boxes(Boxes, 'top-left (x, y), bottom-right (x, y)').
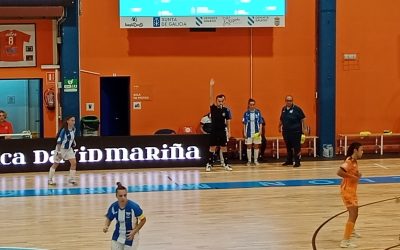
top-left (100, 77), bottom-right (130, 136)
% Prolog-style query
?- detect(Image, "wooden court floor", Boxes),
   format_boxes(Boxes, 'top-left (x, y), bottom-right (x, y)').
top-left (0, 158), bottom-right (399, 250)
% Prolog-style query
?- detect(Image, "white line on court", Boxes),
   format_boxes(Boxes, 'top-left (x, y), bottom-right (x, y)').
top-left (203, 167), bottom-right (335, 174)
top-left (373, 163), bottom-right (389, 169)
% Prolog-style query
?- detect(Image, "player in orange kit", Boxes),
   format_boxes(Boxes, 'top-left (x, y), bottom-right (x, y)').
top-left (337, 142), bottom-right (363, 248)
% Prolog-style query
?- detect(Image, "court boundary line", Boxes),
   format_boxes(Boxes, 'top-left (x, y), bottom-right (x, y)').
top-left (311, 196), bottom-right (400, 250)
top-left (384, 244), bottom-right (400, 250)
top-left (1, 175), bottom-right (400, 198)
top-left (0, 247), bottom-right (46, 250)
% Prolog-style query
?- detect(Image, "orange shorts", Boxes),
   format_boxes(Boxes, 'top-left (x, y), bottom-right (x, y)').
top-left (341, 191), bottom-right (358, 207)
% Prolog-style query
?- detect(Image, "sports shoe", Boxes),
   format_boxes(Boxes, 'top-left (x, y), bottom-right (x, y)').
top-left (246, 161), bottom-right (252, 166)
top-left (205, 163), bottom-right (212, 172)
top-left (282, 162), bottom-right (293, 166)
top-left (340, 240), bottom-right (357, 248)
top-left (68, 178), bottom-right (77, 185)
top-left (48, 179), bottom-right (56, 185)
top-left (351, 231), bottom-right (361, 238)
top-left (293, 163), bottom-right (301, 168)
top-left (223, 164), bottom-right (233, 171)
top-left (254, 161), bottom-right (260, 166)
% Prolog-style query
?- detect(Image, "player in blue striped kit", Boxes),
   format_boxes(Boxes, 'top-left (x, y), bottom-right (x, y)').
top-left (48, 116), bottom-right (77, 185)
top-left (104, 182), bottom-right (147, 250)
top-left (242, 98), bottom-right (264, 166)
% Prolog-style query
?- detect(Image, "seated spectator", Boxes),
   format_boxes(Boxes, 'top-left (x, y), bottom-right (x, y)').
top-left (200, 113), bottom-right (212, 134)
top-left (154, 129), bottom-right (176, 135)
top-left (0, 110), bottom-right (13, 139)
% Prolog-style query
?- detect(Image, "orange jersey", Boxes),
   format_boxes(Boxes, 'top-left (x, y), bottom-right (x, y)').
top-left (340, 157), bottom-right (360, 207)
top-left (340, 157), bottom-right (360, 193)
top-left (0, 30), bottom-right (31, 62)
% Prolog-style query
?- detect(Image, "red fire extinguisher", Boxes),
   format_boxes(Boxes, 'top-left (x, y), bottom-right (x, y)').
top-left (44, 88), bottom-right (55, 109)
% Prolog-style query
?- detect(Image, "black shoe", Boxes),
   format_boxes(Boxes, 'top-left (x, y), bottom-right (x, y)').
top-left (282, 162), bottom-right (293, 166)
top-left (293, 163), bottom-right (301, 168)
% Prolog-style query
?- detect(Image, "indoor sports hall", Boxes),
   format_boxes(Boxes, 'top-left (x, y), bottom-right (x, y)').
top-left (0, 0), bottom-right (399, 250)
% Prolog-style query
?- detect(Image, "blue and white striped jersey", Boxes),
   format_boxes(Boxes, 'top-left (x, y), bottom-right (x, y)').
top-left (106, 200), bottom-right (144, 246)
top-left (56, 127), bottom-right (76, 149)
top-left (242, 109), bottom-right (263, 138)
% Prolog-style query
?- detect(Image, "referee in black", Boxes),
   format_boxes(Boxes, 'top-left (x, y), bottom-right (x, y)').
top-left (206, 79), bottom-right (233, 172)
top-left (279, 95), bottom-right (307, 167)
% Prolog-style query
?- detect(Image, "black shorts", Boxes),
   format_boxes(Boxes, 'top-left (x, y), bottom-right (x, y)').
top-left (210, 130), bottom-right (227, 147)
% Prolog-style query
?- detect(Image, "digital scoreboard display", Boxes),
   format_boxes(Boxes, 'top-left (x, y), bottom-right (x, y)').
top-left (119, 0), bottom-right (285, 28)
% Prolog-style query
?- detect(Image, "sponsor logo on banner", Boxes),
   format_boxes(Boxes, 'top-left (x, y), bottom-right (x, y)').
top-left (203, 17), bottom-right (217, 24)
top-left (222, 16), bottom-right (241, 27)
top-left (124, 17), bottom-right (144, 28)
top-left (195, 17), bottom-right (203, 26)
top-left (160, 17), bottom-right (187, 27)
top-left (248, 16), bottom-right (255, 26)
top-left (274, 17), bottom-right (281, 26)
top-left (0, 144), bottom-right (201, 166)
top-left (153, 17), bottom-right (161, 27)
top-left (255, 16), bottom-right (270, 22)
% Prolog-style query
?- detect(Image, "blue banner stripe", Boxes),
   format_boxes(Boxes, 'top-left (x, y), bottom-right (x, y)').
top-left (1, 176), bottom-right (400, 198)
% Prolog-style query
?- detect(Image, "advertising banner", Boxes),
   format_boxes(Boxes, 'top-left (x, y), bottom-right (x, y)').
top-left (0, 135), bottom-right (209, 173)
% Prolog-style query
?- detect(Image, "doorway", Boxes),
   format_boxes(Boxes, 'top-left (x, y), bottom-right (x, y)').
top-left (100, 77), bottom-right (130, 136)
top-left (0, 79), bottom-right (42, 138)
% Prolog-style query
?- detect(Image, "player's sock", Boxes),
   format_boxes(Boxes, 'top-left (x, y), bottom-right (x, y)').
top-left (219, 150), bottom-right (224, 165)
top-left (254, 149), bottom-right (259, 162)
top-left (69, 169), bottom-right (76, 179)
top-left (343, 221), bottom-right (355, 240)
top-left (48, 167), bottom-right (55, 180)
top-left (247, 149), bottom-right (252, 163)
top-left (222, 152), bottom-right (229, 165)
top-left (208, 151), bottom-right (215, 165)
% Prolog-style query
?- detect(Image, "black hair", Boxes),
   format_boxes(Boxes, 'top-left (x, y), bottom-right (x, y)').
top-left (215, 94), bottom-right (225, 100)
top-left (285, 95), bottom-right (293, 101)
top-left (345, 142), bottom-right (362, 159)
top-left (62, 116), bottom-right (75, 131)
top-left (115, 182), bottom-right (127, 195)
top-left (0, 110), bottom-right (7, 118)
top-left (56, 115), bottom-right (75, 139)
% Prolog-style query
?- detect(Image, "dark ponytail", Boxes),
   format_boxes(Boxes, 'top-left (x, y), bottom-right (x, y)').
top-left (115, 182), bottom-right (127, 195)
top-left (345, 142), bottom-right (362, 159)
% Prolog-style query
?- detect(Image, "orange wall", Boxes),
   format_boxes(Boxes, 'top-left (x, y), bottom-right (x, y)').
top-left (337, 0), bottom-right (400, 133)
top-left (0, 20), bottom-right (57, 137)
top-left (80, 0), bottom-right (316, 136)
top-left (2, 1), bottom-right (398, 139)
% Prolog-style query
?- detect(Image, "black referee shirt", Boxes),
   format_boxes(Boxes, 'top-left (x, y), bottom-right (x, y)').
top-left (210, 104), bottom-right (230, 130)
top-left (280, 104), bottom-right (305, 133)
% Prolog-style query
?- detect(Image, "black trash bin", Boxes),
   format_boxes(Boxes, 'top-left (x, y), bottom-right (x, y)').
top-left (81, 116), bottom-right (100, 136)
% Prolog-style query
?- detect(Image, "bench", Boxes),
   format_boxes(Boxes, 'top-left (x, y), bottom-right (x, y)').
top-left (0, 131), bottom-right (32, 139)
top-left (338, 133), bottom-right (400, 155)
top-left (237, 135), bottom-right (318, 160)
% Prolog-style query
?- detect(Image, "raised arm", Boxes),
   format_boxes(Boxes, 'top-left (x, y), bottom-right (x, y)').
top-left (209, 78), bottom-right (214, 106)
